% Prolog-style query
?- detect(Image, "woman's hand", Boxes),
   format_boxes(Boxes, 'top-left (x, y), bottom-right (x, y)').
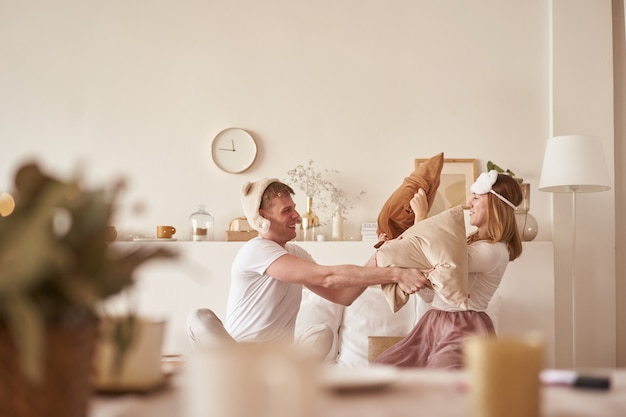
top-left (419, 268), bottom-right (434, 289)
top-left (410, 188), bottom-right (428, 223)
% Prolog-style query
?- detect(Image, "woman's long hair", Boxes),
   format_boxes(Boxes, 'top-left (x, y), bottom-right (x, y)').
top-left (468, 174), bottom-right (523, 261)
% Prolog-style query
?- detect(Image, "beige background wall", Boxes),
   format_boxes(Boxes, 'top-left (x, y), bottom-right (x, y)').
top-left (0, 0), bottom-right (621, 368)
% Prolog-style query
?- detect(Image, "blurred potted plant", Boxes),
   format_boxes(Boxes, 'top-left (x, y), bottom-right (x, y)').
top-left (0, 161), bottom-right (177, 417)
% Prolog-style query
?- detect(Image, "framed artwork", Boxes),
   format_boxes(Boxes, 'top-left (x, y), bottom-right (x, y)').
top-left (414, 158), bottom-right (478, 213)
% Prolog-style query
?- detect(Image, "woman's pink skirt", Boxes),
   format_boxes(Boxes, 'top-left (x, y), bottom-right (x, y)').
top-left (372, 309), bottom-right (495, 369)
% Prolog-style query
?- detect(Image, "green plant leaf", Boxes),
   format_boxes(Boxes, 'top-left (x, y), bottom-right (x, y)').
top-left (485, 161), bottom-right (523, 184)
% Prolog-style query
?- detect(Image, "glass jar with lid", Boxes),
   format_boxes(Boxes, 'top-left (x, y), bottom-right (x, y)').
top-left (190, 205), bottom-right (214, 241)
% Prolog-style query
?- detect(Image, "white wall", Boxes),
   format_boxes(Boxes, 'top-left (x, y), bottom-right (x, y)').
top-left (0, 0), bottom-right (550, 240)
top-left (0, 1), bottom-right (617, 367)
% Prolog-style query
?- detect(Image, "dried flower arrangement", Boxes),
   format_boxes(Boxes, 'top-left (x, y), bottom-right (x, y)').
top-left (328, 183), bottom-right (366, 219)
top-left (286, 160), bottom-right (337, 202)
top-left (285, 160), bottom-right (364, 222)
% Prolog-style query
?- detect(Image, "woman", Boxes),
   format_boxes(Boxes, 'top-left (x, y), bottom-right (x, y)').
top-left (373, 170), bottom-right (523, 369)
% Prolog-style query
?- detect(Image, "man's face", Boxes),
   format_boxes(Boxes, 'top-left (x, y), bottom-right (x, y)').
top-left (259, 194), bottom-right (301, 245)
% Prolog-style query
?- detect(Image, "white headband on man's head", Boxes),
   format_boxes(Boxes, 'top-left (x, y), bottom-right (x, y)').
top-left (241, 177), bottom-right (279, 233)
top-left (470, 170), bottom-right (517, 210)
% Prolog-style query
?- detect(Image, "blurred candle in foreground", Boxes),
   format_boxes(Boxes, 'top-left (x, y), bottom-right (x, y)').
top-left (464, 335), bottom-right (544, 417)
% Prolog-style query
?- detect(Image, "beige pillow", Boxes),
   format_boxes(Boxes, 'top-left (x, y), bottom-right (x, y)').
top-left (376, 205), bottom-right (468, 312)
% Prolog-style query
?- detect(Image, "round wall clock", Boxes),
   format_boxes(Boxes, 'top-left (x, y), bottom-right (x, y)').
top-left (211, 128), bottom-right (258, 174)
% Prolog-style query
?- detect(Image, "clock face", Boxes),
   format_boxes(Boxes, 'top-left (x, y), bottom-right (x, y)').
top-left (211, 128), bottom-right (258, 174)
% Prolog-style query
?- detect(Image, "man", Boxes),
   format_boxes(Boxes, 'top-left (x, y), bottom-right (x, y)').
top-left (188, 178), bottom-right (429, 352)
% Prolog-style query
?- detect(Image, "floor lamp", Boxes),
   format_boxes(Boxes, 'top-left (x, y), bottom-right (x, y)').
top-left (538, 135), bottom-right (611, 368)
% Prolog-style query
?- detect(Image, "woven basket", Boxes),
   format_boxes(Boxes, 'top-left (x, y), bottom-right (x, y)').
top-left (225, 230), bottom-right (258, 241)
top-left (0, 314), bottom-right (99, 417)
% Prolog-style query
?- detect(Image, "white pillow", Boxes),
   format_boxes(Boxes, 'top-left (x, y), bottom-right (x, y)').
top-left (296, 287), bottom-right (344, 362)
top-left (335, 285), bottom-right (419, 368)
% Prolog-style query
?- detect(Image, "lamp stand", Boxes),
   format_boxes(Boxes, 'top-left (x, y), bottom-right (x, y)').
top-left (571, 188), bottom-right (578, 369)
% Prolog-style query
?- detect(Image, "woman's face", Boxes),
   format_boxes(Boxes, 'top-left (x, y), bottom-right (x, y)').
top-left (467, 193), bottom-right (489, 230)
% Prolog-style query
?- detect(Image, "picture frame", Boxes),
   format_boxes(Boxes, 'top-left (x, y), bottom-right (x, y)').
top-left (414, 158), bottom-right (478, 213)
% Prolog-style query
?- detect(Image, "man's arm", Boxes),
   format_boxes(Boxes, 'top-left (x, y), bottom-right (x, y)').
top-left (304, 252), bottom-right (377, 305)
top-left (265, 252), bottom-right (428, 306)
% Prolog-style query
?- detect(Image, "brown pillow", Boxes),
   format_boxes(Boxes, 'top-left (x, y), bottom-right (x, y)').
top-left (376, 206), bottom-right (468, 313)
top-left (376, 152), bottom-right (444, 241)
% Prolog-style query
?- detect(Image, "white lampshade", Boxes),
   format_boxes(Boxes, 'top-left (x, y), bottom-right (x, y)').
top-left (539, 135), bottom-right (611, 193)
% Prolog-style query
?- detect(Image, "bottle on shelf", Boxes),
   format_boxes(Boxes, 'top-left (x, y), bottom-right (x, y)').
top-left (331, 205), bottom-right (344, 241)
top-left (300, 196), bottom-right (319, 241)
top-left (190, 205), bottom-right (214, 241)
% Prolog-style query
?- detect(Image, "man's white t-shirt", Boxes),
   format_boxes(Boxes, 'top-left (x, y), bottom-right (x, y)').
top-left (224, 237), bottom-right (315, 343)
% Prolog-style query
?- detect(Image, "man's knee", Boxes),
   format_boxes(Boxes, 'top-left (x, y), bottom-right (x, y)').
top-left (187, 308), bottom-right (235, 349)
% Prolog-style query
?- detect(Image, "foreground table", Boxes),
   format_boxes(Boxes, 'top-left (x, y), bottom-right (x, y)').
top-left (90, 367), bottom-right (626, 417)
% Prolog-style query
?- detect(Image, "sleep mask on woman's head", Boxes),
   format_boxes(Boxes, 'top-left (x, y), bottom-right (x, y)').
top-left (470, 170), bottom-right (516, 209)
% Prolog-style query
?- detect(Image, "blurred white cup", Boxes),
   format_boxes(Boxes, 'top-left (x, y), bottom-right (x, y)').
top-left (185, 342), bottom-right (320, 417)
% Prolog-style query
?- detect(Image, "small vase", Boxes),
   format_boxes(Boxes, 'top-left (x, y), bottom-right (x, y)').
top-left (515, 183), bottom-right (538, 241)
top-left (516, 212), bottom-right (539, 241)
top-left (300, 196), bottom-right (319, 241)
top-left (332, 205), bottom-right (344, 241)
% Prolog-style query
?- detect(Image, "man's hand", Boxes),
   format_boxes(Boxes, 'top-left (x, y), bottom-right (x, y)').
top-left (395, 268), bottom-right (431, 294)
